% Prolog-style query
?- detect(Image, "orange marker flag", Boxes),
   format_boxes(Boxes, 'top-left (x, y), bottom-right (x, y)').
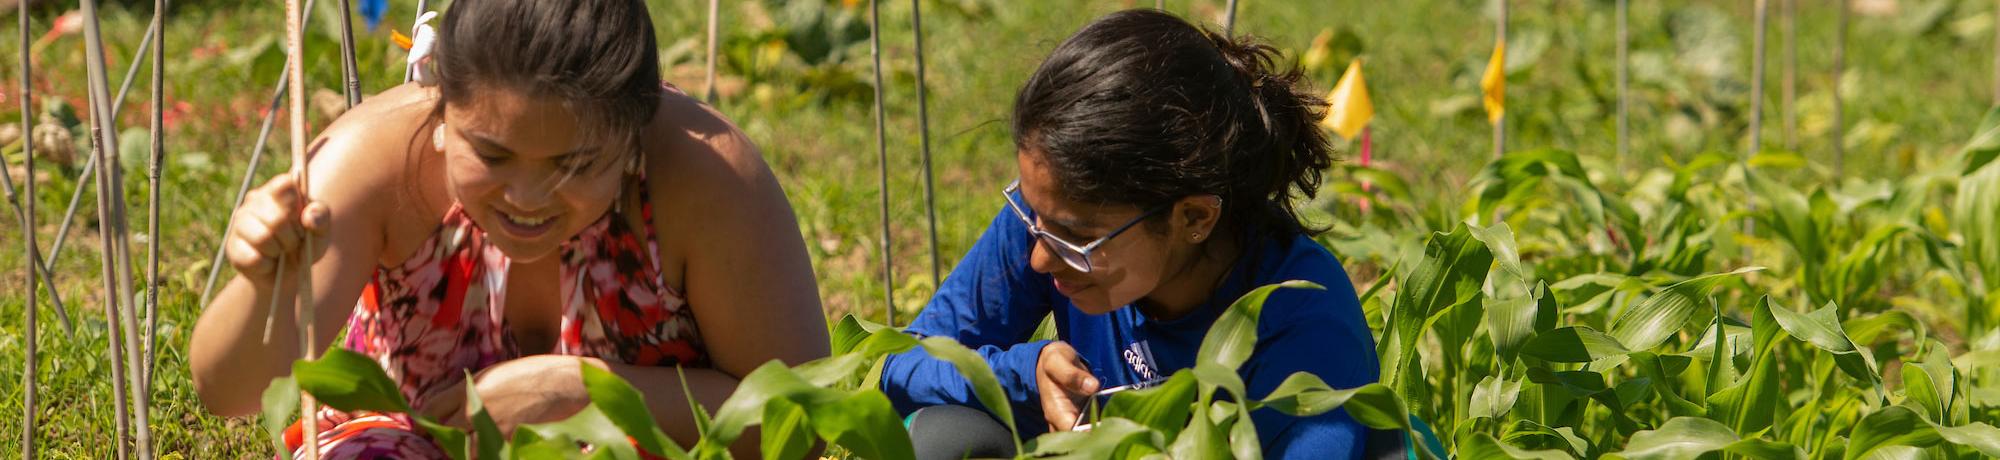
top-left (1480, 40), bottom-right (1506, 126)
top-left (1321, 58), bottom-right (1373, 140)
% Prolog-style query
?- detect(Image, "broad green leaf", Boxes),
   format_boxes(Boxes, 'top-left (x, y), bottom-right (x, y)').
top-left (1469, 375), bottom-right (1523, 419)
top-left (1958, 105), bottom-right (2000, 175)
top-left (1104, 371), bottom-right (1197, 439)
top-left (1845, 406), bottom-right (1942, 460)
top-left (1487, 282), bottom-right (1557, 363)
top-left (1705, 297), bottom-right (1785, 434)
top-left (1520, 326), bottom-right (1629, 363)
top-left (1461, 432), bottom-right (1575, 460)
top-left (260, 376), bottom-right (299, 460)
top-left (917, 336), bottom-right (1019, 452)
top-left (1023, 418), bottom-right (1163, 459)
top-left (759, 400), bottom-right (811, 460)
top-left (412, 417), bottom-right (470, 460)
top-left (521, 405), bottom-right (640, 460)
top-left (1167, 400), bottom-right (1231, 460)
top-left (802, 390), bottom-right (913, 460)
top-left (465, 374), bottom-right (503, 460)
top-left (1932, 422), bottom-right (2000, 456)
top-left (292, 348), bottom-right (412, 414)
top-left (1198, 280), bottom-right (1325, 371)
top-left (580, 364), bottom-right (684, 459)
top-left (1382, 226), bottom-right (1493, 411)
top-left (1608, 267), bottom-right (1762, 351)
top-left (1227, 401), bottom-right (1261, 460)
top-left (1256, 375), bottom-right (1408, 430)
top-left (1611, 417), bottom-right (1796, 460)
top-left (1898, 339), bottom-right (1955, 423)
top-left (1191, 362), bottom-right (1247, 403)
top-left (1769, 301), bottom-right (1881, 386)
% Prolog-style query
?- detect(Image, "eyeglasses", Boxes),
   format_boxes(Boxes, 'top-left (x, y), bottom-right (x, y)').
top-left (1002, 179), bottom-right (1168, 273)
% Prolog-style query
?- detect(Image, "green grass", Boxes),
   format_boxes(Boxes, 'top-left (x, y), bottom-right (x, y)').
top-left (4, 0), bottom-right (1998, 456)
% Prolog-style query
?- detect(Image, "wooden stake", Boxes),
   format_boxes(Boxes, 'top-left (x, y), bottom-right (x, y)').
top-left (1751, 0), bottom-right (1767, 160)
top-left (1224, 0), bottom-right (1239, 34)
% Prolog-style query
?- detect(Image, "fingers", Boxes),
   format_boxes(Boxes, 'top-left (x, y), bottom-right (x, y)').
top-left (1037, 342), bottom-right (1099, 432)
top-left (225, 172), bottom-right (330, 285)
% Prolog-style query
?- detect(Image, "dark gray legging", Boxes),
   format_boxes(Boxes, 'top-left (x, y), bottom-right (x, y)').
top-left (905, 405), bottom-right (1408, 459)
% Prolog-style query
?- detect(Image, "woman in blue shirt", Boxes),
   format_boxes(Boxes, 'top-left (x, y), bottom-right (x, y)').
top-left (882, 9), bottom-right (1382, 460)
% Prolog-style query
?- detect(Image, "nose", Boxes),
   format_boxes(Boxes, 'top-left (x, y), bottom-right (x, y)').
top-left (1027, 237), bottom-right (1064, 276)
top-left (501, 174), bottom-right (558, 211)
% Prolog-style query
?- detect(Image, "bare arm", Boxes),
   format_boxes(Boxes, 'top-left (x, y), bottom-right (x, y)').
top-left (188, 98), bottom-right (411, 416)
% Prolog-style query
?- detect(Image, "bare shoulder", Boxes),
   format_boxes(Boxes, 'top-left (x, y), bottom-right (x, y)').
top-left (303, 84), bottom-right (448, 255)
top-left (641, 89), bottom-right (782, 210)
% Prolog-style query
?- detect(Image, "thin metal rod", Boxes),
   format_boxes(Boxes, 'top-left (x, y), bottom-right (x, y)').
top-left (337, 0), bottom-right (361, 109)
top-left (1750, 0), bottom-right (1767, 160)
top-left (1493, 0), bottom-right (1507, 159)
top-left (1782, 0), bottom-right (1798, 150)
top-left (911, 0), bottom-right (940, 297)
top-left (704, 0), bottom-right (720, 103)
top-left (1834, 0), bottom-right (1847, 177)
top-left (1224, 0), bottom-right (1239, 34)
top-left (21, 0), bottom-right (40, 453)
top-left (285, 0), bottom-right (321, 454)
top-left (1616, 0), bottom-right (1628, 167)
top-left (868, 0), bottom-right (895, 327)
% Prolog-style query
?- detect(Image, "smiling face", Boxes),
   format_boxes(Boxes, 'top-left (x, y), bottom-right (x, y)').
top-left (438, 87), bottom-right (628, 263)
top-left (1015, 151), bottom-right (1179, 314)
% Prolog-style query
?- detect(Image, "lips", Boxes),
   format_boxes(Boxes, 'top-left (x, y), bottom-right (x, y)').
top-left (493, 206), bottom-right (560, 239)
top-left (1053, 277), bottom-right (1093, 297)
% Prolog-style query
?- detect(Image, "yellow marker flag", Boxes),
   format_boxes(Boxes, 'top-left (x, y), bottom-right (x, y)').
top-left (1321, 59), bottom-right (1374, 140)
top-left (1480, 40), bottom-right (1506, 125)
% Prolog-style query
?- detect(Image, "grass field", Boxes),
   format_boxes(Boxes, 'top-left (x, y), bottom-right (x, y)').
top-left (4, 0), bottom-right (1999, 457)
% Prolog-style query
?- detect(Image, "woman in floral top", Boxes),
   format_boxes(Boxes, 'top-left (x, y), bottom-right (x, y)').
top-left (187, 0), bottom-right (829, 457)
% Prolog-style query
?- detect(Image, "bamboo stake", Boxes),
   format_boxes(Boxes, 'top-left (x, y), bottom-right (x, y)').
top-left (1616, 0), bottom-right (1629, 168)
top-left (867, 0), bottom-right (895, 327)
top-left (285, 0), bottom-right (321, 455)
top-left (142, 0), bottom-right (168, 395)
top-left (1494, 0), bottom-right (1507, 160)
top-left (198, 0), bottom-right (321, 309)
top-left (77, 0), bottom-right (144, 455)
top-left (20, 0), bottom-right (40, 453)
top-left (911, 0), bottom-right (940, 298)
top-left (1224, 0), bottom-right (1239, 34)
top-left (1782, 0), bottom-right (1798, 150)
top-left (0, 125), bottom-right (71, 338)
top-left (705, 0), bottom-right (720, 103)
top-left (1834, 0), bottom-right (1847, 177)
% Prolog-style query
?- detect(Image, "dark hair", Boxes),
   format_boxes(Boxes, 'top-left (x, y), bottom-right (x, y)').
top-left (428, 0), bottom-right (663, 160)
top-left (1011, 9), bottom-right (1333, 242)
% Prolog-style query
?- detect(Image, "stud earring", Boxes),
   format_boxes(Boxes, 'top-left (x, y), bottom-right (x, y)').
top-left (432, 123), bottom-right (446, 151)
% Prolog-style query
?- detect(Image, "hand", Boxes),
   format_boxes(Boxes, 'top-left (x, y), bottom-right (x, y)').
top-left (224, 172), bottom-right (330, 288)
top-left (1035, 341), bottom-right (1099, 432)
top-left (416, 355), bottom-right (602, 435)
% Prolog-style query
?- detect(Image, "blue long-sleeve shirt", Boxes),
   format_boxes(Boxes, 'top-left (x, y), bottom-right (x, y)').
top-left (881, 197), bottom-right (1381, 459)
